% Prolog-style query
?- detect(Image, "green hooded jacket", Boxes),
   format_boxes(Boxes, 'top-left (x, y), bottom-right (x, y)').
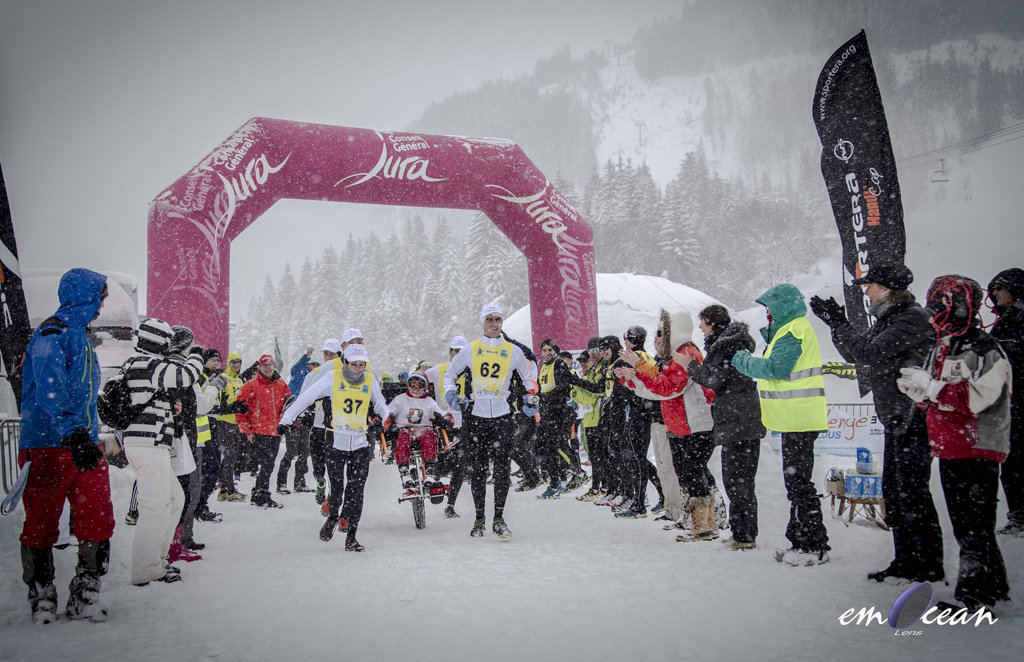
top-left (731, 283), bottom-right (807, 380)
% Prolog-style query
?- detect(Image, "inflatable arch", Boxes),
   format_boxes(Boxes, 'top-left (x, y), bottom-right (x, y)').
top-left (148, 118), bottom-right (598, 353)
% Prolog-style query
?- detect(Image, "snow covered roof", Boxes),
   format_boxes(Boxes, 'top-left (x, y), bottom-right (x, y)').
top-left (503, 272), bottom-right (722, 353)
top-left (21, 268), bottom-right (139, 329)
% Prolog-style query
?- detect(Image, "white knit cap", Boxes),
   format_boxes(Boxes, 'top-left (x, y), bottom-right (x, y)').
top-left (341, 328), bottom-right (363, 343)
top-left (322, 338), bottom-right (342, 353)
top-left (479, 303), bottom-right (504, 325)
top-left (450, 335), bottom-right (470, 350)
top-left (343, 343), bottom-right (369, 363)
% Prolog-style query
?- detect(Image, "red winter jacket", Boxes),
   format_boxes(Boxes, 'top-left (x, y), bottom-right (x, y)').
top-left (236, 373), bottom-right (291, 436)
top-left (626, 343), bottom-right (714, 437)
top-left (923, 329), bottom-right (1012, 462)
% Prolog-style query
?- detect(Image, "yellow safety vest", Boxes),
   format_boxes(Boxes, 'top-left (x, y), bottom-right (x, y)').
top-left (470, 340), bottom-right (513, 400)
top-left (331, 368), bottom-right (375, 433)
top-left (216, 371), bottom-right (244, 424)
top-left (196, 416), bottom-right (212, 446)
top-left (437, 363), bottom-right (467, 409)
top-left (758, 317), bottom-right (827, 433)
top-left (578, 362), bottom-right (607, 429)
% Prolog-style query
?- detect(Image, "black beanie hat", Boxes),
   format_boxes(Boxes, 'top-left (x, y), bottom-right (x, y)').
top-left (587, 336), bottom-right (602, 349)
top-left (202, 348), bottom-right (222, 363)
top-left (167, 325), bottom-right (194, 354)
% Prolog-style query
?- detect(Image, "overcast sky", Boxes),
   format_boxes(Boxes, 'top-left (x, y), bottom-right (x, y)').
top-left (0, 0), bottom-right (681, 316)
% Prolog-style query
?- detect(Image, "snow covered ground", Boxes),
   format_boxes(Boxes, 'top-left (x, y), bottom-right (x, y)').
top-left (1, 444), bottom-right (1021, 662)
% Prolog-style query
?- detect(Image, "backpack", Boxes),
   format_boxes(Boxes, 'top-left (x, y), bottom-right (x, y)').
top-left (98, 360), bottom-right (155, 430)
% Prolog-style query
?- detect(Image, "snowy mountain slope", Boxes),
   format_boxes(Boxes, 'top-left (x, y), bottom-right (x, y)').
top-left (1, 447), bottom-right (1020, 661)
top-left (579, 49), bottom-right (822, 187)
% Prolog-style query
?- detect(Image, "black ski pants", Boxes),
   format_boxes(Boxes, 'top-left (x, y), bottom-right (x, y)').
top-left (781, 431), bottom-right (829, 553)
top-left (1000, 419), bottom-right (1024, 528)
top-left (199, 430), bottom-right (220, 509)
top-left (625, 410), bottom-right (660, 504)
top-left (251, 434), bottom-right (281, 495)
top-left (446, 430), bottom-right (466, 506)
top-left (510, 414), bottom-right (540, 482)
top-left (671, 430), bottom-right (715, 498)
top-left (940, 458), bottom-right (1011, 607)
top-left (721, 439), bottom-right (760, 543)
top-left (537, 409), bottom-right (574, 487)
top-left (464, 414), bottom-right (514, 521)
top-left (277, 424), bottom-right (311, 489)
top-left (882, 410), bottom-right (944, 579)
top-left (309, 427), bottom-right (329, 486)
top-left (326, 445), bottom-right (371, 536)
top-left (585, 424), bottom-right (611, 492)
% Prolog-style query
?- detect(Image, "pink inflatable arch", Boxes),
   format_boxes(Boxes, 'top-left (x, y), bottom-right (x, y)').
top-left (148, 117), bottom-right (598, 353)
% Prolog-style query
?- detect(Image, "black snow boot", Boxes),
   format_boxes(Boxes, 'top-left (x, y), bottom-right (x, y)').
top-left (65, 540), bottom-right (109, 622)
top-left (22, 544), bottom-right (57, 624)
top-left (345, 535), bottom-right (365, 552)
top-left (320, 516), bottom-right (339, 542)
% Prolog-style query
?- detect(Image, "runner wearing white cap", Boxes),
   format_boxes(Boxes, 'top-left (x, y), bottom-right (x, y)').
top-left (443, 305), bottom-right (534, 539)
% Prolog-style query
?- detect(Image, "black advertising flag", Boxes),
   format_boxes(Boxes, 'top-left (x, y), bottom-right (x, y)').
top-left (0, 161), bottom-right (33, 411)
top-left (812, 31), bottom-right (906, 397)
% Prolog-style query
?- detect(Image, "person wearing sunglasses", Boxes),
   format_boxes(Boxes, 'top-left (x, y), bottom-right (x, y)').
top-left (387, 371), bottom-right (452, 492)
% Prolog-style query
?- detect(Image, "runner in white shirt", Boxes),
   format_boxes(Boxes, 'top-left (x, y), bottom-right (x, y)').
top-left (279, 344), bottom-right (388, 552)
top-left (443, 304), bottom-right (534, 539)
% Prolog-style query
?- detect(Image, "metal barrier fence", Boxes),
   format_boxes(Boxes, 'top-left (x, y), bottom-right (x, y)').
top-left (1, 418), bottom-right (21, 493)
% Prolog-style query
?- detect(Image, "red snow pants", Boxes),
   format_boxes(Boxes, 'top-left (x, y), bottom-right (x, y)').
top-left (394, 428), bottom-right (438, 465)
top-left (18, 447), bottom-right (115, 548)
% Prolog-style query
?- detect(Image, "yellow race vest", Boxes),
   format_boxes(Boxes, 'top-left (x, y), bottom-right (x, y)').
top-left (437, 362), bottom-right (467, 409)
top-left (216, 371), bottom-right (244, 424)
top-left (539, 361), bottom-right (557, 393)
top-left (470, 340), bottom-right (513, 400)
top-left (331, 368), bottom-right (375, 432)
top-left (758, 317), bottom-right (827, 433)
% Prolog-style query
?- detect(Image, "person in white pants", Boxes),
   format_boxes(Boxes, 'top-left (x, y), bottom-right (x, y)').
top-left (120, 318), bottom-right (204, 585)
top-left (125, 445), bottom-right (185, 584)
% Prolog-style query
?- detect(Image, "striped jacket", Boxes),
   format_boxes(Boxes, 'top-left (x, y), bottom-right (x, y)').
top-left (121, 350), bottom-right (205, 448)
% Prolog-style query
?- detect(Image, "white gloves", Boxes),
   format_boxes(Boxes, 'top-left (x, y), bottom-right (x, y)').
top-left (897, 367), bottom-right (945, 402)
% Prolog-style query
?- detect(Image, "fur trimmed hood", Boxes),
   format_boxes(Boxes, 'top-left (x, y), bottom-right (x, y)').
top-left (656, 308), bottom-right (695, 356)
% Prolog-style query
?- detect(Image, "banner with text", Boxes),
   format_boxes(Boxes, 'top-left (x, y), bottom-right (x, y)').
top-left (0, 162), bottom-right (33, 411)
top-left (812, 30), bottom-right (906, 397)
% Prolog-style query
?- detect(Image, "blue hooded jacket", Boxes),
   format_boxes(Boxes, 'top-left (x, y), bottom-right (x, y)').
top-left (19, 268), bottom-right (107, 450)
